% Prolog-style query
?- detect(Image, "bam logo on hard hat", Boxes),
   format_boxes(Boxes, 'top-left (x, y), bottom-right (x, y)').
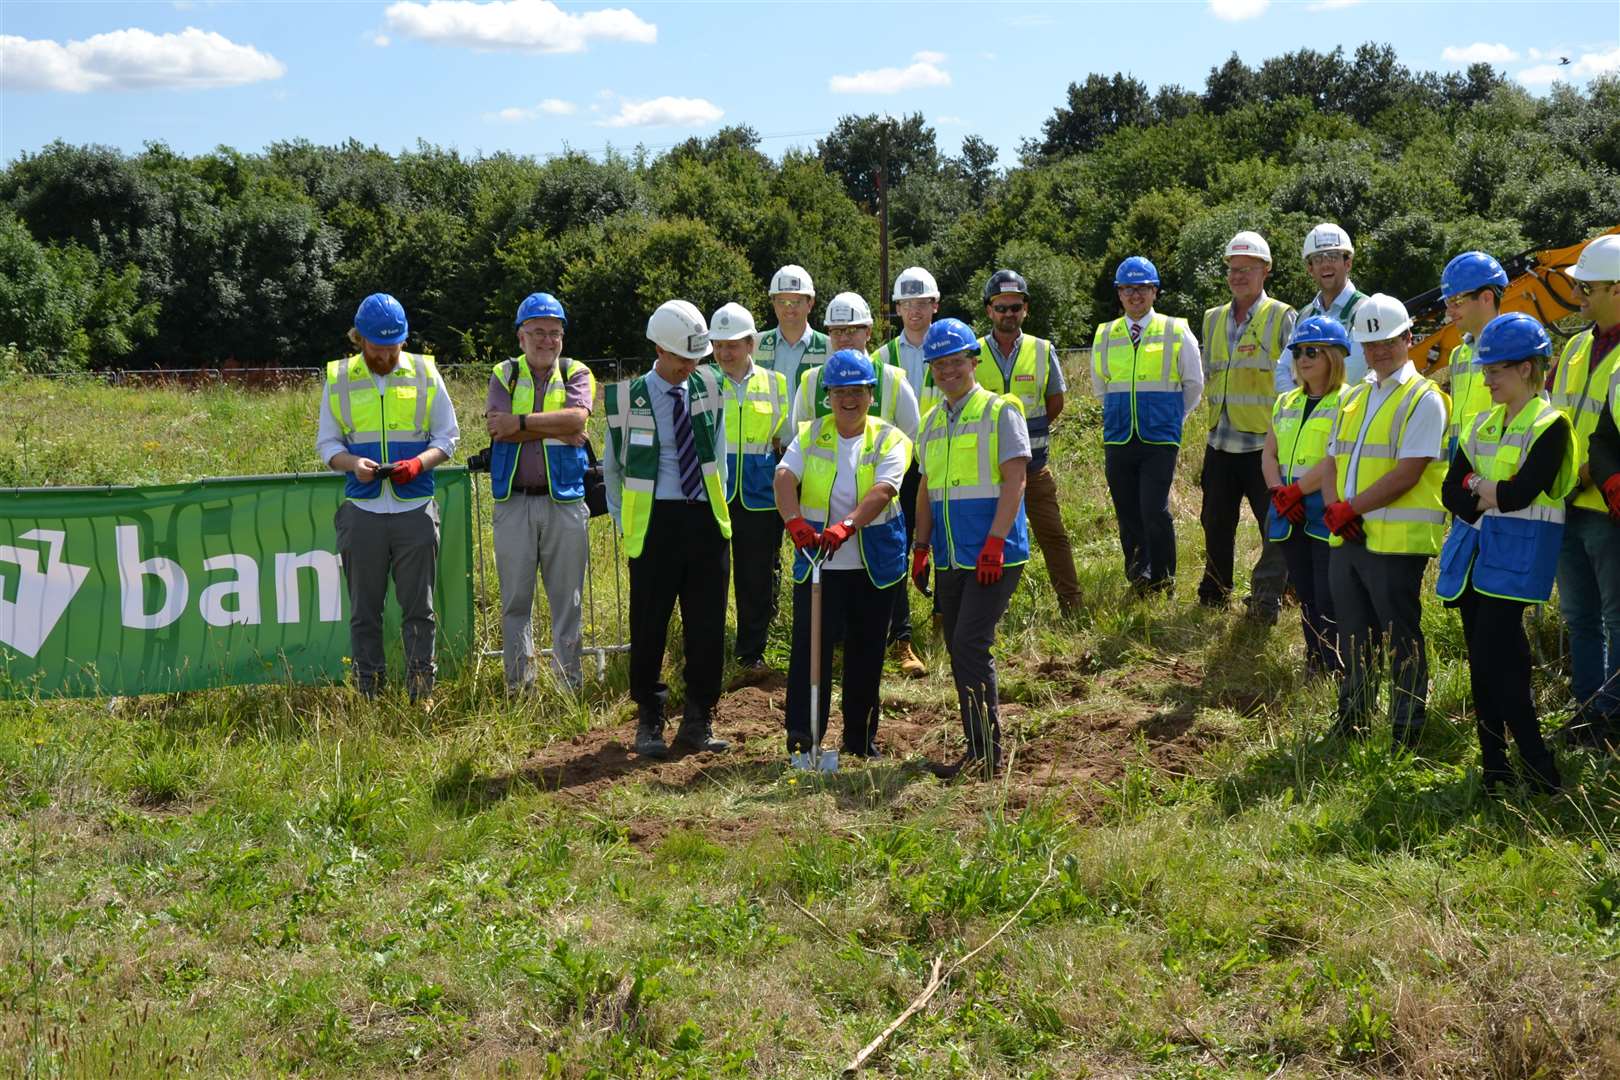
top-left (1313, 232), bottom-right (1343, 249)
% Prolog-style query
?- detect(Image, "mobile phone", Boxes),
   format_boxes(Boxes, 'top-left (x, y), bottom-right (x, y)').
top-left (373, 463), bottom-right (396, 477)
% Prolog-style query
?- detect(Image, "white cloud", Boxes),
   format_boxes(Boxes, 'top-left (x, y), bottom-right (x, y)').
top-left (486, 97), bottom-right (577, 122)
top-left (0, 27), bottom-right (285, 92)
top-left (1208, 0), bottom-right (1269, 20)
top-left (1305, 0), bottom-right (1360, 9)
top-left (598, 95), bottom-right (722, 128)
top-left (935, 115), bottom-right (964, 125)
top-left (1519, 44), bottom-right (1620, 85)
top-left (384, 0), bottom-right (655, 53)
top-left (1442, 42), bottom-right (1518, 64)
top-left (829, 51), bottom-right (951, 95)
top-left (372, 33), bottom-right (392, 47)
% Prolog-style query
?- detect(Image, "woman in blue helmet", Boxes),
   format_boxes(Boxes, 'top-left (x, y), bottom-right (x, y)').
top-left (1436, 313), bottom-right (1573, 798)
top-left (1263, 316), bottom-right (1351, 676)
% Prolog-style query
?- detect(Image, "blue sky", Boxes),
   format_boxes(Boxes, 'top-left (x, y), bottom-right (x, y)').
top-left (2, 1), bottom-right (1616, 167)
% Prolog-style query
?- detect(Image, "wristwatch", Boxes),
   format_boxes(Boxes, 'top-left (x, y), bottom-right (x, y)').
top-left (518, 413), bottom-right (528, 432)
top-left (841, 518), bottom-right (856, 530)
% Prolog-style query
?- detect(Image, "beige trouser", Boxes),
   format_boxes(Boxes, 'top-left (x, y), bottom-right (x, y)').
top-left (1023, 465), bottom-right (1081, 610)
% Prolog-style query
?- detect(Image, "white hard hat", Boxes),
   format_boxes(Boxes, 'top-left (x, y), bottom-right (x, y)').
top-left (1350, 293), bottom-right (1412, 343)
top-left (1224, 231), bottom-right (1272, 265)
top-left (708, 302), bottom-right (758, 342)
top-left (1568, 234), bottom-right (1620, 282)
top-left (1302, 223), bottom-right (1355, 259)
top-left (893, 266), bottom-right (940, 301)
top-left (646, 299), bottom-right (712, 359)
top-left (825, 291), bottom-right (874, 327)
top-left (769, 264), bottom-right (815, 297)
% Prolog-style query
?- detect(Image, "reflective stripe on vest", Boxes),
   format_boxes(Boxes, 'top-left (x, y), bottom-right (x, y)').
top-left (1328, 374), bottom-right (1449, 555)
top-left (489, 356), bottom-right (596, 503)
top-left (798, 362), bottom-right (905, 425)
top-left (1267, 383), bottom-right (1345, 542)
top-left (917, 386), bottom-right (1030, 570)
top-left (1552, 329), bottom-right (1620, 512)
top-left (791, 415), bottom-right (911, 588)
top-left (1202, 296), bottom-right (1288, 434)
top-left (604, 369), bottom-right (732, 557)
top-left (1091, 314), bottom-right (1186, 446)
top-left (975, 335), bottom-right (1052, 463)
top-left (1445, 339), bottom-right (1495, 450)
top-left (717, 364), bottom-right (788, 510)
top-left (325, 352), bottom-right (438, 503)
top-left (1436, 397), bottom-right (1574, 604)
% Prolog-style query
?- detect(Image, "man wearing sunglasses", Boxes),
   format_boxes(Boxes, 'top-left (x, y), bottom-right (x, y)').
top-left (1437, 252), bottom-right (1511, 459)
top-left (1197, 231), bottom-right (1296, 623)
top-left (1091, 256), bottom-right (1205, 595)
top-left (974, 269), bottom-right (1082, 616)
top-left (1551, 234), bottom-right (1620, 750)
top-left (756, 264), bottom-right (828, 408)
top-left (1290, 223), bottom-right (1369, 389)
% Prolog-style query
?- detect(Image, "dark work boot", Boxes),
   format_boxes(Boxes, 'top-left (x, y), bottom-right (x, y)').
top-left (672, 706), bottom-right (729, 753)
top-left (633, 705), bottom-right (668, 759)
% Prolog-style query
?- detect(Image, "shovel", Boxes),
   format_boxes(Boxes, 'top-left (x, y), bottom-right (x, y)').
top-left (807, 553), bottom-right (838, 774)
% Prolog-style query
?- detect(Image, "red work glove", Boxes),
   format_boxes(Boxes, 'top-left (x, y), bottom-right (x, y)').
top-left (911, 547), bottom-right (932, 595)
top-left (388, 456), bottom-right (424, 485)
top-left (820, 520), bottom-right (855, 556)
top-left (976, 535), bottom-right (1006, 586)
top-left (785, 516), bottom-right (820, 552)
top-left (1271, 483), bottom-right (1307, 525)
top-left (1602, 474), bottom-right (1620, 522)
top-left (1323, 500), bottom-right (1364, 542)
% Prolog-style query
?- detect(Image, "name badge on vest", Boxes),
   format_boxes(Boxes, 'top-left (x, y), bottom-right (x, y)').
top-left (1237, 343), bottom-right (1259, 356)
top-left (630, 430), bottom-right (654, 447)
top-left (1014, 373), bottom-right (1036, 382)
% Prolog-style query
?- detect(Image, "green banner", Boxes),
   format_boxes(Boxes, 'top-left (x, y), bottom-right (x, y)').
top-left (0, 470), bottom-right (474, 699)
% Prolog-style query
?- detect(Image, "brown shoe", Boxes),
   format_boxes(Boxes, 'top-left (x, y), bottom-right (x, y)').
top-left (890, 640), bottom-right (927, 678)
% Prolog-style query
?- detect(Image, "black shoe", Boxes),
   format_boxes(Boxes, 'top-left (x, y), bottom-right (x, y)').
top-left (932, 752), bottom-right (999, 780)
top-left (1197, 593), bottom-right (1227, 611)
top-left (1243, 599), bottom-right (1280, 626)
top-left (843, 742), bottom-right (882, 760)
top-left (1392, 725), bottom-right (1422, 752)
top-left (1520, 753), bottom-right (1563, 796)
top-left (633, 707), bottom-right (668, 759)
top-left (727, 658), bottom-right (770, 690)
top-left (672, 709), bottom-right (729, 753)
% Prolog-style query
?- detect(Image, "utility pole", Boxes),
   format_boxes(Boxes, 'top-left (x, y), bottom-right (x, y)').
top-left (878, 120), bottom-right (891, 315)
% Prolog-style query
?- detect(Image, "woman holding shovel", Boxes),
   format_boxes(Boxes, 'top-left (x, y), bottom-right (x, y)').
top-left (775, 350), bottom-right (912, 771)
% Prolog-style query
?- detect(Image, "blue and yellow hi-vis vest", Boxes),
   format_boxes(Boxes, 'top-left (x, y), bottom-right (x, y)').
top-left (325, 352), bottom-right (440, 503)
top-left (918, 385), bottom-right (1030, 570)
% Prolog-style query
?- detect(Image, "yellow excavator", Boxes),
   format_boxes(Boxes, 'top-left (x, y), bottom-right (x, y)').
top-left (1407, 225), bottom-right (1620, 383)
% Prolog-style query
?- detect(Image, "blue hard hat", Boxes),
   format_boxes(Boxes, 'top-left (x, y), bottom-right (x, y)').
top-left (354, 293), bottom-right (408, 346)
top-left (823, 349), bottom-right (877, 388)
top-left (1476, 312), bottom-right (1552, 366)
top-left (515, 291), bottom-right (567, 328)
top-left (923, 318), bottom-right (980, 363)
top-left (1288, 314), bottom-right (1352, 353)
top-left (981, 268), bottom-right (1029, 304)
top-left (1440, 251), bottom-right (1509, 300)
top-left (1114, 256), bottom-right (1160, 287)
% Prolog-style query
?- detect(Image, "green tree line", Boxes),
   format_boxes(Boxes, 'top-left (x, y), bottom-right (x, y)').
top-left (2, 43), bottom-right (1617, 373)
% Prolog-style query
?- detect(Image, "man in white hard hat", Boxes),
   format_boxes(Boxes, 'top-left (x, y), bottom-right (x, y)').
top-left (875, 266), bottom-right (941, 676)
top-left (791, 291), bottom-right (920, 443)
top-left (1305, 293), bottom-right (1448, 749)
top-left (1198, 231), bottom-right (1297, 623)
top-left (708, 301), bottom-right (791, 682)
top-left (756, 264), bottom-right (828, 403)
top-left (605, 300), bottom-right (733, 759)
top-left (1551, 233), bottom-right (1620, 749)
top-left (1293, 223), bottom-right (1369, 388)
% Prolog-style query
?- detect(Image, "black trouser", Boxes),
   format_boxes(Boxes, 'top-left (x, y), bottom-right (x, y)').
top-left (629, 502), bottom-right (730, 715)
top-left (1279, 530), bottom-right (1339, 673)
top-left (937, 565), bottom-right (1024, 761)
top-left (1104, 439), bottom-right (1179, 585)
top-left (887, 463), bottom-right (922, 644)
top-left (727, 497), bottom-right (782, 664)
top-left (1198, 447), bottom-right (1288, 609)
top-left (786, 569), bottom-right (893, 754)
top-left (1330, 543), bottom-right (1428, 736)
top-left (1457, 587), bottom-right (1560, 790)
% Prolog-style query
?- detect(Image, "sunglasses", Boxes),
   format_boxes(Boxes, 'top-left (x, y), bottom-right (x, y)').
top-left (1578, 281), bottom-right (1616, 296)
top-left (991, 302), bottom-right (1025, 314)
top-left (1296, 346), bottom-right (1334, 359)
top-left (774, 297), bottom-right (810, 309)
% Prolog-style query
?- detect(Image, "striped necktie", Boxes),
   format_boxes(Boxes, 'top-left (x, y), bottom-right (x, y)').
top-left (1129, 322), bottom-right (1142, 347)
top-left (669, 385), bottom-right (705, 502)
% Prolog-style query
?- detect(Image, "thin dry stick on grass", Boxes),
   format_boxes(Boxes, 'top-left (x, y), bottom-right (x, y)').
top-left (842, 849), bottom-right (1059, 1076)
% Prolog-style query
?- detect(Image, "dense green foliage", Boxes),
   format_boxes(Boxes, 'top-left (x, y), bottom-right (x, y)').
top-left (3, 45), bottom-right (1618, 372)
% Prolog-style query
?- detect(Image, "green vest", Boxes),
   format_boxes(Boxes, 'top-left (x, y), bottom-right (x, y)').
top-left (604, 368), bottom-right (732, 557)
top-left (755, 327), bottom-right (829, 396)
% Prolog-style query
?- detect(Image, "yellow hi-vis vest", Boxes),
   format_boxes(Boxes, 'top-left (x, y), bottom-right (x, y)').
top-left (1436, 398), bottom-right (1575, 604)
top-left (604, 368), bottom-right (732, 557)
top-left (488, 356), bottom-right (597, 502)
top-left (975, 335), bottom-right (1054, 466)
top-left (1202, 295), bottom-right (1290, 434)
top-left (325, 352), bottom-right (440, 503)
top-left (791, 415), bottom-right (912, 588)
top-left (797, 360), bottom-right (908, 427)
top-left (1551, 328), bottom-right (1620, 513)
top-left (918, 386), bottom-right (1031, 570)
top-left (716, 364), bottom-right (789, 510)
top-left (1328, 373), bottom-right (1450, 555)
top-left (1091, 314), bottom-right (1188, 446)
top-left (1445, 338), bottom-right (1495, 452)
top-left (1267, 382), bottom-right (1346, 542)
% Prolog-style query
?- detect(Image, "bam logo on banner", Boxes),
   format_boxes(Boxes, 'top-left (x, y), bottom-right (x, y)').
top-left (0, 471), bottom-right (474, 699)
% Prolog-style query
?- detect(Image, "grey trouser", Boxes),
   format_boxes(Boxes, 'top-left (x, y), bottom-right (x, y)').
top-left (936, 564), bottom-right (1024, 761)
top-left (334, 499), bottom-right (440, 698)
top-left (1329, 542), bottom-right (1429, 735)
top-left (493, 493), bottom-right (590, 690)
